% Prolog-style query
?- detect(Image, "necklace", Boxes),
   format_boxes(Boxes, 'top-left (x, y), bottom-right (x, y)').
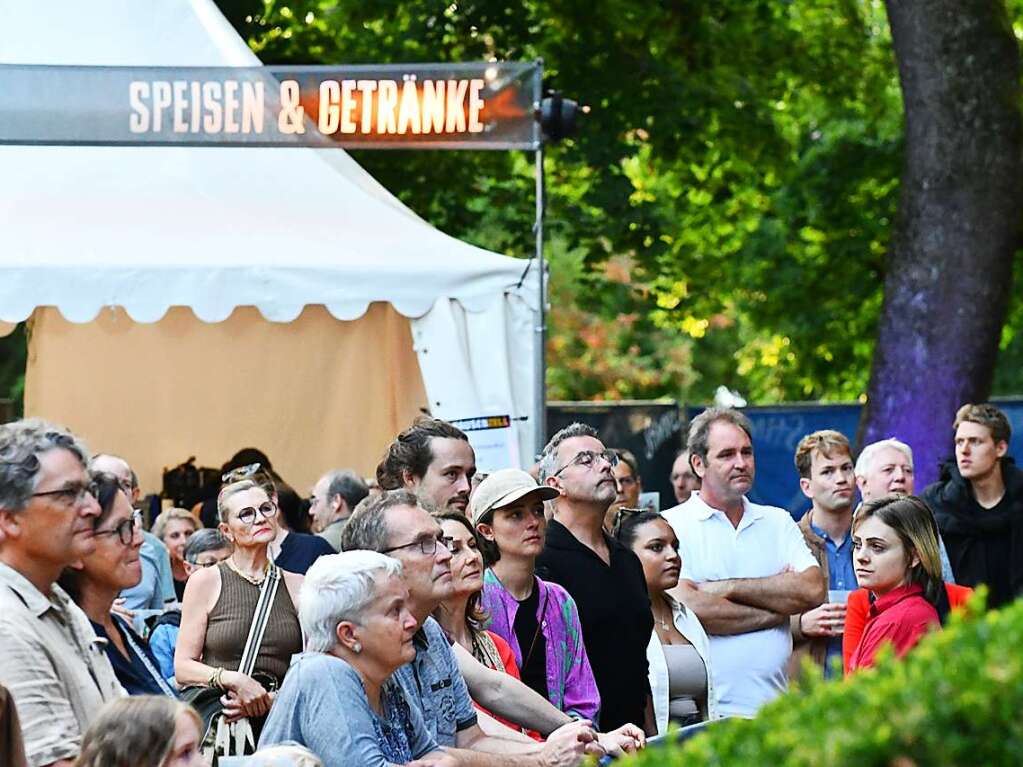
top-left (226, 557), bottom-right (269, 585)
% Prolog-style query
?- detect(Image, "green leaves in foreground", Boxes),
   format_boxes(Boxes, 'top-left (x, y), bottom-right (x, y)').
top-left (626, 590), bottom-right (1023, 766)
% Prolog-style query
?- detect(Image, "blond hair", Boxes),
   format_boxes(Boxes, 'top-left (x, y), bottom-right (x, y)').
top-left (794, 430), bottom-right (851, 479)
top-left (75, 696), bottom-right (200, 767)
top-left (151, 507), bottom-right (199, 541)
top-left (954, 403), bottom-right (1011, 445)
top-left (249, 743), bottom-right (324, 766)
top-left (217, 479), bottom-right (267, 523)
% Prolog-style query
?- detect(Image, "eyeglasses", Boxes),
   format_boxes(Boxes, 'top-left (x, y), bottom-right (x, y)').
top-left (611, 507), bottom-right (644, 537)
top-left (553, 449), bottom-right (619, 478)
top-left (30, 480), bottom-right (100, 507)
top-left (94, 510), bottom-right (142, 545)
top-left (235, 501), bottom-right (277, 526)
top-left (382, 531), bottom-right (453, 557)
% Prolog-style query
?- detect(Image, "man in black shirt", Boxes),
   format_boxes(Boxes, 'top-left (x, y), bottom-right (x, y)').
top-left (535, 423), bottom-right (656, 734)
top-left (922, 403), bottom-right (1023, 608)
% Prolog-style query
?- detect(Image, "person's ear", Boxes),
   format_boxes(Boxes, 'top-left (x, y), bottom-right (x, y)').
top-left (335, 621), bottom-right (361, 653)
top-left (401, 469), bottom-right (419, 490)
top-left (332, 496), bottom-right (345, 516)
top-left (0, 509), bottom-right (21, 542)
top-left (218, 521), bottom-right (235, 543)
top-left (996, 440), bottom-right (1009, 458)
top-left (476, 522), bottom-right (496, 542)
top-left (799, 477), bottom-right (813, 500)
top-left (690, 453), bottom-right (707, 480)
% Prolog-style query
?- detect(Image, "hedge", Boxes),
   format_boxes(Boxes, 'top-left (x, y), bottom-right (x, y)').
top-left (626, 590), bottom-right (1023, 766)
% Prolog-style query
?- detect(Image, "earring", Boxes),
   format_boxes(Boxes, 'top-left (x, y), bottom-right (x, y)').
top-left (352, 642), bottom-right (362, 654)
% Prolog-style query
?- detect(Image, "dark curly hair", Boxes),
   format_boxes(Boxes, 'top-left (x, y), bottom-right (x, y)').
top-left (376, 417), bottom-right (469, 490)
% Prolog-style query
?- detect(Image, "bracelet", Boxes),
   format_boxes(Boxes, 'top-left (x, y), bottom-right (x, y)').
top-left (208, 667), bottom-right (225, 690)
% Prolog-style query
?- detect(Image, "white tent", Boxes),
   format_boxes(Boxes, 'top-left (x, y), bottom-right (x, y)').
top-left (0, 0), bottom-right (540, 493)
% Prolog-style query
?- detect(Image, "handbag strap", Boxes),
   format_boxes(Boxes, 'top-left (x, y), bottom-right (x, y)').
top-left (237, 562), bottom-right (282, 678)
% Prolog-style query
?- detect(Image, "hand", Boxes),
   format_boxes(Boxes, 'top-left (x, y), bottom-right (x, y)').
top-left (220, 672), bottom-right (272, 719)
top-left (110, 598), bottom-right (135, 622)
top-left (597, 723), bottom-right (646, 755)
top-left (540, 719), bottom-right (600, 767)
top-left (799, 603), bottom-right (846, 637)
top-left (407, 751), bottom-right (459, 767)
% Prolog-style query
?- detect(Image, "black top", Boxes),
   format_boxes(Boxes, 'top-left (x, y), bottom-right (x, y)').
top-left (924, 458), bottom-right (1023, 608)
top-left (275, 532), bottom-right (335, 574)
top-left (535, 519), bottom-right (653, 731)
top-left (173, 576), bottom-right (187, 602)
top-left (91, 615), bottom-right (177, 697)
top-left (514, 582), bottom-right (549, 701)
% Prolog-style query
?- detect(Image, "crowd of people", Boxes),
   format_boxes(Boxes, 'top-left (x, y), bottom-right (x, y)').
top-left (0, 400), bottom-right (1019, 766)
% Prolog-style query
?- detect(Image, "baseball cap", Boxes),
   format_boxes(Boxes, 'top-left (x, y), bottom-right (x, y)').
top-left (470, 468), bottom-right (559, 525)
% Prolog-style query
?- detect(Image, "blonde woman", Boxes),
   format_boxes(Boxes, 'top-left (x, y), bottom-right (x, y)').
top-left (175, 480), bottom-right (303, 750)
top-left (75, 695), bottom-right (205, 767)
top-left (153, 508), bottom-right (201, 601)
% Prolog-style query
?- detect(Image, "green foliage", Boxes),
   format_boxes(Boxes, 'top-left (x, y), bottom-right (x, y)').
top-left (626, 592), bottom-right (1023, 766)
top-left (208, 0), bottom-right (1023, 405)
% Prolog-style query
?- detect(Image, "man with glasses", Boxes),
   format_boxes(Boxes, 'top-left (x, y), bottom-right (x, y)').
top-left (341, 490), bottom-right (641, 765)
top-left (0, 419), bottom-right (124, 767)
top-left (91, 454), bottom-right (176, 618)
top-left (308, 469), bottom-right (369, 551)
top-left (535, 423), bottom-right (656, 735)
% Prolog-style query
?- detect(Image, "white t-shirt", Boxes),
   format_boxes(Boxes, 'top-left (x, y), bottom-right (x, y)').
top-left (662, 492), bottom-right (818, 718)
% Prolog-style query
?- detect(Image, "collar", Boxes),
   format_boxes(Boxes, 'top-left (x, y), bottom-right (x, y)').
top-left (688, 491), bottom-right (764, 526)
top-left (546, 518), bottom-right (621, 556)
top-left (0, 561), bottom-right (65, 619)
top-left (807, 511), bottom-right (850, 547)
top-left (869, 582), bottom-right (925, 617)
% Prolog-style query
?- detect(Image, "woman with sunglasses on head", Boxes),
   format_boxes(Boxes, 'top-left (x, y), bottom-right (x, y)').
top-left (472, 469), bottom-right (601, 723)
top-left (613, 511), bottom-right (717, 732)
top-left (175, 480), bottom-right (304, 747)
top-left (59, 472), bottom-right (178, 697)
top-left (847, 495), bottom-right (945, 671)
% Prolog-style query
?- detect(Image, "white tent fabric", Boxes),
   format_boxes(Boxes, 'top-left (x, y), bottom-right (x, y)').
top-left (0, 0), bottom-right (540, 466)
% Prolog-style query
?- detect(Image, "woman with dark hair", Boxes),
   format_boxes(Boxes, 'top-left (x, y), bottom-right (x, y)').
top-left (75, 696), bottom-right (204, 767)
top-left (614, 511), bottom-right (717, 731)
top-left (59, 473), bottom-right (178, 697)
top-left (847, 495), bottom-right (944, 671)
top-left (432, 512), bottom-right (528, 735)
top-left (472, 469), bottom-right (600, 722)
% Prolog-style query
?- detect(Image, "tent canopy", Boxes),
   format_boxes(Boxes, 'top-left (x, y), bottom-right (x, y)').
top-left (0, 0), bottom-right (540, 492)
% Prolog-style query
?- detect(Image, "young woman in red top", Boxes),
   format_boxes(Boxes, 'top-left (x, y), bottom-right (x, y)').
top-left (848, 495), bottom-right (944, 671)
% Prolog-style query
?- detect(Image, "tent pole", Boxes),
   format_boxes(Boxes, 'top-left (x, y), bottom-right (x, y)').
top-left (534, 144), bottom-right (547, 462)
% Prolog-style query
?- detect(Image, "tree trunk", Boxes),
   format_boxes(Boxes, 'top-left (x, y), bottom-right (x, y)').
top-left (860, 0), bottom-right (1023, 487)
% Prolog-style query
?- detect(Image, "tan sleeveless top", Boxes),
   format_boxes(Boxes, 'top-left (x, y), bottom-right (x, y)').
top-left (202, 563), bottom-right (302, 686)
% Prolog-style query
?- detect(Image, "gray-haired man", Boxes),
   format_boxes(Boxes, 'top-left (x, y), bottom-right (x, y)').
top-left (309, 469), bottom-right (369, 552)
top-left (0, 419), bottom-right (123, 767)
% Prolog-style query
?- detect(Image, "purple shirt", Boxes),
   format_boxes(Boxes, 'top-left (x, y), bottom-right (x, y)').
top-left (481, 570), bottom-right (600, 721)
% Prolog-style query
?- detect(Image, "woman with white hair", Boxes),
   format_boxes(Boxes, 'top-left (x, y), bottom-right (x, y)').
top-left (258, 551), bottom-right (447, 766)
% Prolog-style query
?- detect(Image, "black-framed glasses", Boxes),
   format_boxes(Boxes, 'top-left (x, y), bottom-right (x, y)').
top-left (382, 531), bottom-right (452, 556)
top-left (553, 449), bottom-right (619, 478)
top-left (30, 480), bottom-right (100, 507)
top-left (236, 501), bottom-right (277, 526)
top-left (94, 510), bottom-right (142, 545)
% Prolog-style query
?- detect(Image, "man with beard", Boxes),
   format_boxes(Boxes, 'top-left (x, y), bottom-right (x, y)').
top-left (662, 408), bottom-right (824, 718)
top-left (789, 430), bottom-right (857, 677)
top-left (923, 403), bottom-right (1023, 608)
top-left (536, 424), bottom-right (656, 735)
top-left (0, 420), bottom-right (123, 766)
top-left (377, 417), bottom-right (476, 514)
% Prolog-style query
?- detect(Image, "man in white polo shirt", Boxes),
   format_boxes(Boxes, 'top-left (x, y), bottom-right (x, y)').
top-left (663, 408), bottom-right (825, 718)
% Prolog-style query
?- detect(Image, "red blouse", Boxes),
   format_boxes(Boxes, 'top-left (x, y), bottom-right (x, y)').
top-left (847, 583), bottom-right (939, 671)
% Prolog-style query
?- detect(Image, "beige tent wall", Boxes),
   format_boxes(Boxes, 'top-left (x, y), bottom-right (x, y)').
top-left (24, 304), bottom-right (428, 497)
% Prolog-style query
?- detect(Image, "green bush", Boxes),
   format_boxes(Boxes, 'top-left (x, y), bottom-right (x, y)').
top-left (627, 591), bottom-right (1023, 766)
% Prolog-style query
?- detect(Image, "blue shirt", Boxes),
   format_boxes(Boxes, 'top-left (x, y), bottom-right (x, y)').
top-left (809, 520), bottom-right (856, 677)
top-left (259, 653), bottom-right (437, 767)
top-left (393, 617), bottom-right (478, 747)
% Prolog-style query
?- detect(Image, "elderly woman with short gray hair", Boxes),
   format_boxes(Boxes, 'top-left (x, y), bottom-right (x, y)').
top-left (258, 551), bottom-right (447, 766)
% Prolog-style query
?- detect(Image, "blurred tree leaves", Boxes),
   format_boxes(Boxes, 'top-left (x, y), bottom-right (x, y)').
top-left (221, 1), bottom-right (1017, 403)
